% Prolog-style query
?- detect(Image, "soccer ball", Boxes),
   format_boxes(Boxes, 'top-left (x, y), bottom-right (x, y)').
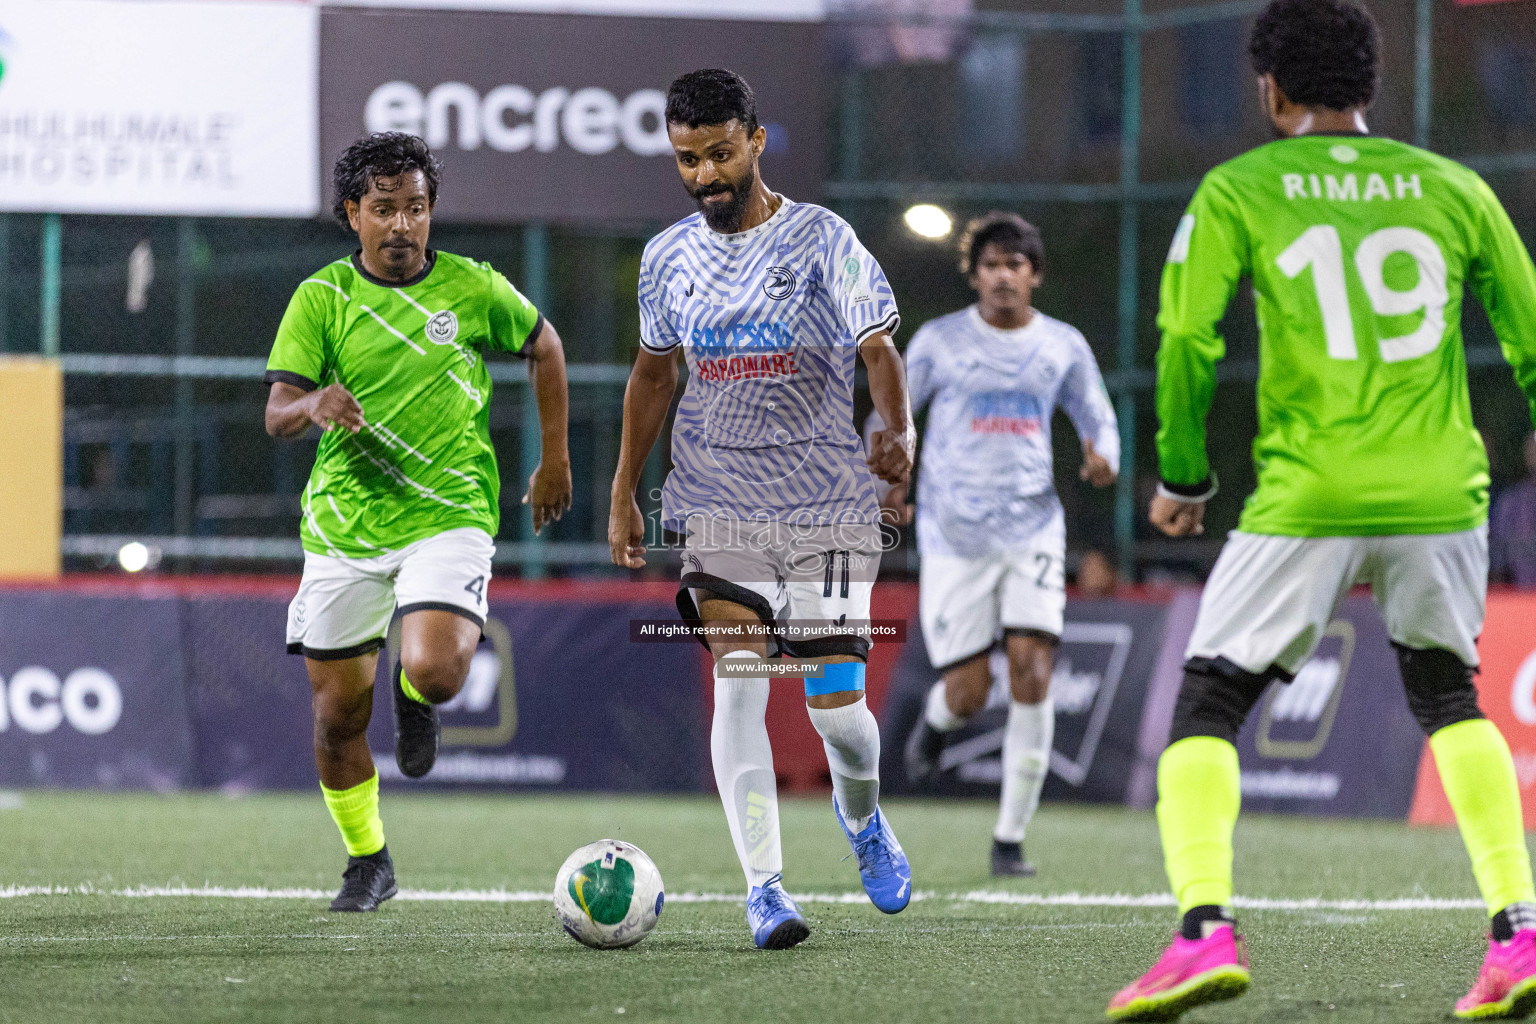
top-left (553, 839), bottom-right (665, 949)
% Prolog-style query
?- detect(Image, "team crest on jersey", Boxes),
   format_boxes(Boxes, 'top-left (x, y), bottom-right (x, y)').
top-left (839, 255), bottom-right (866, 298)
top-left (426, 310), bottom-right (459, 345)
top-left (764, 266), bottom-right (797, 300)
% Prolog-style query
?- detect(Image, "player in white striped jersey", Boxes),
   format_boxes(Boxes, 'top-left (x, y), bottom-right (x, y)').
top-left (608, 70), bottom-right (914, 950)
top-left (899, 213), bottom-right (1120, 877)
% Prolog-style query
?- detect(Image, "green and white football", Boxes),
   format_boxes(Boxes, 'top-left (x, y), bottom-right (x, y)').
top-left (553, 839), bottom-right (665, 949)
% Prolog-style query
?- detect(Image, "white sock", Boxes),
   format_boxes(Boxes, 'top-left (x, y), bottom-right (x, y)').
top-left (994, 697), bottom-right (1054, 844)
top-left (924, 681), bottom-right (967, 732)
top-left (711, 652), bottom-right (782, 889)
top-left (808, 697), bottom-right (881, 833)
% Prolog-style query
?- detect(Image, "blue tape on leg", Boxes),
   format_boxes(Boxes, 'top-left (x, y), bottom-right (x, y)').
top-left (804, 662), bottom-right (866, 697)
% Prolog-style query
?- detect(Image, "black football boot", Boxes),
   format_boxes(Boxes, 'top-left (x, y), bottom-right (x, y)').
top-left (330, 846), bottom-right (398, 912)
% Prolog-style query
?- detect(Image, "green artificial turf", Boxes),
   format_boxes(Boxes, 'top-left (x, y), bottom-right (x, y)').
top-left (0, 792), bottom-right (1516, 1023)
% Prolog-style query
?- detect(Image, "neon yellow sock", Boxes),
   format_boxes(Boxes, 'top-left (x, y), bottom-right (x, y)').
top-left (1432, 718), bottom-right (1536, 915)
top-left (321, 772), bottom-right (385, 857)
top-left (1157, 736), bottom-right (1241, 913)
top-left (398, 669), bottom-right (428, 705)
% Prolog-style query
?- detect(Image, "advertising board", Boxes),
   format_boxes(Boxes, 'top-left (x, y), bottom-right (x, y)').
top-left (877, 597), bottom-right (1169, 803)
top-left (0, 0), bottom-right (318, 216)
top-left (0, 591), bottom-right (195, 789)
top-left (319, 6), bottom-right (827, 223)
top-left (0, 582), bottom-right (708, 793)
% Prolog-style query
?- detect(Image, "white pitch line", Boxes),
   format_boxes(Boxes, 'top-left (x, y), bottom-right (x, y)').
top-left (0, 923), bottom-right (1147, 946)
top-left (0, 885), bottom-right (1485, 911)
top-left (957, 891), bottom-right (1486, 911)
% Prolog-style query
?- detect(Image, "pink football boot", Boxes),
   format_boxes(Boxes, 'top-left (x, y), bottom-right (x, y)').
top-left (1456, 931), bottom-right (1536, 1019)
top-left (1107, 923), bottom-right (1251, 1022)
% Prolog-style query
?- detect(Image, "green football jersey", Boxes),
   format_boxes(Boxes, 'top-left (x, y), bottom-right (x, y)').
top-left (265, 250), bottom-right (543, 557)
top-left (1157, 134), bottom-right (1536, 536)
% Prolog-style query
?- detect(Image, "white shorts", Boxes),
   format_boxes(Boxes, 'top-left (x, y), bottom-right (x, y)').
top-left (1187, 526), bottom-right (1488, 675)
top-left (286, 527), bottom-right (495, 660)
top-left (919, 525), bottom-right (1066, 671)
top-left (677, 515), bottom-right (881, 659)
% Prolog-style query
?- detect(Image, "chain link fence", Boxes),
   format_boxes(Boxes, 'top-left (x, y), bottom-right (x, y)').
top-left (3, 0), bottom-right (1533, 580)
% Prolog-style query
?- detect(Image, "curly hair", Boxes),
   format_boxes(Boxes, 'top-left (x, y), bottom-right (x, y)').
top-left (959, 212), bottom-right (1044, 277)
top-left (1249, 0), bottom-right (1379, 111)
top-left (665, 69), bottom-right (759, 135)
top-left (331, 132), bottom-right (443, 227)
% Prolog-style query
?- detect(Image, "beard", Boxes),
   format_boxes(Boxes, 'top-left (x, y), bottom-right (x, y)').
top-left (689, 165), bottom-right (756, 233)
top-left (381, 241), bottom-right (417, 264)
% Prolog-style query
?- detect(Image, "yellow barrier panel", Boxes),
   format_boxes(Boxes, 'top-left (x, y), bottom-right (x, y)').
top-left (0, 357), bottom-right (63, 579)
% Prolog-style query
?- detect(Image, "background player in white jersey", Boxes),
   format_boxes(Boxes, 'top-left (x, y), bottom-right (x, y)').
top-left (608, 69), bottom-right (915, 950)
top-left (897, 212), bottom-right (1119, 877)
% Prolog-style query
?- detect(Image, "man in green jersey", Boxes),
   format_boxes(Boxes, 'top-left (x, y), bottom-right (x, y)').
top-left (264, 133), bottom-right (571, 912)
top-left (1108, 2), bottom-right (1536, 1020)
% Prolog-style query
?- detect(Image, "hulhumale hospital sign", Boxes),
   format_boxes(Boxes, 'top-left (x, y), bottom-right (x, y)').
top-left (0, 0), bottom-right (318, 216)
top-left (319, 6), bottom-right (828, 224)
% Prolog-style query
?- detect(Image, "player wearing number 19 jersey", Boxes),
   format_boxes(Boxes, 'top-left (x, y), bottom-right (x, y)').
top-left (1109, 2), bottom-right (1536, 1020)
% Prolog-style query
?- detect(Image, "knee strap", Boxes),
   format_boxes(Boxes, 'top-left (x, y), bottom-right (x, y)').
top-left (805, 662), bottom-right (866, 698)
top-left (1168, 658), bottom-right (1275, 746)
top-left (1395, 643), bottom-right (1483, 736)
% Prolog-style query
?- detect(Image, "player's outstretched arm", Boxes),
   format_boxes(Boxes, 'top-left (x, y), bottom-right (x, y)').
top-left (1151, 177), bottom-right (1243, 536)
top-left (860, 330), bottom-right (915, 485)
top-left (264, 381), bottom-right (364, 438)
top-left (522, 321), bottom-right (573, 535)
top-left (1060, 338), bottom-right (1121, 489)
top-left (1469, 179), bottom-right (1536, 431)
top-left (608, 348), bottom-right (679, 569)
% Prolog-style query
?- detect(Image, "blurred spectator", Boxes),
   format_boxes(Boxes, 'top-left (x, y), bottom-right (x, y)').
top-left (1076, 548), bottom-right (1119, 597)
top-left (1491, 434), bottom-right (1536, 587)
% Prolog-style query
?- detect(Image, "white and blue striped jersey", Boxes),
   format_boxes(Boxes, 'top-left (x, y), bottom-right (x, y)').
top-left (907, 306), bottom-right (1120, 558)
top-left (639, 196), bottom-right (901, 529)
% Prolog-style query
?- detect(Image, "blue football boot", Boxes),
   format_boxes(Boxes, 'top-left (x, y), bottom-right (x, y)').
top-left (835, 799), bottom-right (912, 914)
top-left (746, 874), bottom-right (810, 950)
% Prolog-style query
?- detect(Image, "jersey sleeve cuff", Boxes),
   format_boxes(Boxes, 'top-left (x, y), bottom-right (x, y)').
top-left (264, 369), bottom-right (318, 392)
top-left (512, 314), bottom-right (546, 360)
top-left (1157, 474), bottom-right (1218, 503)
top-left (855, 311), bottom-right (901, 345)
top-left (638, 333), bottom-right (681, 354)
